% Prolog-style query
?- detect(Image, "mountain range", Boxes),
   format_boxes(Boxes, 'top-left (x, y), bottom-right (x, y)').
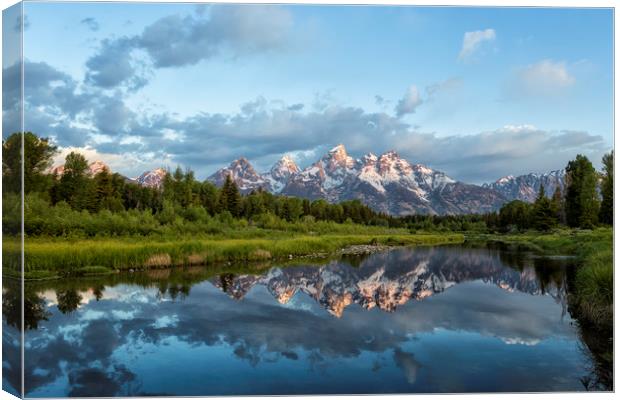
top-left (202, 144), bottom-right (565, 215)
top-left (50, 144), bottom-right (566, 215)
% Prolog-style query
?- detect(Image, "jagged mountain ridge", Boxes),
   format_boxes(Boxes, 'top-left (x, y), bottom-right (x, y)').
top-left (264, 155), bottom-right (300, 192)
top-left (206, 145), bottom-right (508, 215)
top-left (482, 170), bottom-right (565, 203)
top-left (135, 167), bottom-right (168, 189)
top-left (207, 157), bottom-right (271, 193)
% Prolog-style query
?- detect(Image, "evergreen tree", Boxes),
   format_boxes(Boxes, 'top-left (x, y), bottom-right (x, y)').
top-left (499, 200), bottom-right (531, 231)
top-left (532, 184), bottom-right (556, 231)
top-left (282, 197), bottom-right (303, 221)
top-left (302, 198), bottom-right (311, 216)
top-left (92, 168), bottom-right (124, 212)
top-left (217, 175), bottom-right (241, 217)
top-left (225, 176), bottom-right (241, 217)
top-left (599, 150), bottom-right (613, 225)
top-left (550, 185), bottom-right (565, 225)
top-left (565, 155), bottom-right (600, 228)
top-left (200, 181), bottom-right (218, 215)
top-left (181, 168), bottom-right (196, 207)
top-left (216, 180), bottom-right (228, 214)
top-left (58, 152), bottom-right (89, 209)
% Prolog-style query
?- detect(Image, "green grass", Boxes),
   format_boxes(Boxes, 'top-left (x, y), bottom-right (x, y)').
top-left (3, 232), bottom-right (464, 278)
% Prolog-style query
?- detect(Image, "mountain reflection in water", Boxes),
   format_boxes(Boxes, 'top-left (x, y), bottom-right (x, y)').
top-left (2, 245), bottom-right (610, 396)
top-left (210, 246), bottom-right (568, 317)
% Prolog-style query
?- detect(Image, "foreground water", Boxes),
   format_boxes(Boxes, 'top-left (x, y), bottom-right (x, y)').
top-left (2, 245), bottom-right (611, 396)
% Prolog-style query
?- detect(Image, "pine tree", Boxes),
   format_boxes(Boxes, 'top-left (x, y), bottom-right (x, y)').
top-left (550, 185), bottom-right (565, 225)
top-left (499, 200), bottom-right (532, 231)
top-left (216, 180), bottom-right (229, 214)
top-left (533, 184), bottom-right (556, 231)
top-left (599, 150), bottom-right (613, 225)
top-left (200, 181), bottom-right (218, 215)
top-left (225, 176), bottom-right (241, 217)
top-left (93, 168), bottom-right (124, 212)
top-left (565, 155), bottom-right (600, 228)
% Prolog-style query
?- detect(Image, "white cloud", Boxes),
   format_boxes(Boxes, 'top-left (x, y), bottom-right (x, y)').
top-left (395, 85), bottom-right (423, 117)
top-left (514, 59), bottom-right (575, 95)
top-left (458, 28), bottom-right (496, 62)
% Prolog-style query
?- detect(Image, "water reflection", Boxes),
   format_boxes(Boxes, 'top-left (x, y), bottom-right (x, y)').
top-left (207, 246), bottom-right (569, 317)
top-left (1, 245), bottom-right (611, 396)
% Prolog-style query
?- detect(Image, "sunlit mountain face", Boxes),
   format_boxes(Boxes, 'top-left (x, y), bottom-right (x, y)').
top-left (3, 246), bottom-right (607, 396)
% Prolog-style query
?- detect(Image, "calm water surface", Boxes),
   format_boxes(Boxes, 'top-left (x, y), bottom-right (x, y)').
top-left (2, 245), bottom-right (611, 396)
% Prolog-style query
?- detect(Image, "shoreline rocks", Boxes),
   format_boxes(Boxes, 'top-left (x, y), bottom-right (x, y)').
top-left (338, 244), bottom-right (392, 256)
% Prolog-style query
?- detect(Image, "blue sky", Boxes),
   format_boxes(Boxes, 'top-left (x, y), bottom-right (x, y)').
top-left (2, 2), bottom-right (614, 182)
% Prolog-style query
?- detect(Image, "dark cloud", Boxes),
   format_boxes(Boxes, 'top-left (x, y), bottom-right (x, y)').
top-left (85, 37), bottom-right (148, 90)
top-left (92, 94), bottom-right (136, 136)
top-left (80, 17), bottom-right (99, 32)
top-left (2, 60), bottom-right (142, 146)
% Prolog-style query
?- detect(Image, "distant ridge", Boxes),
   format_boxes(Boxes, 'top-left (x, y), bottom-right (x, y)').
top-left (482, 170), bottom-right (565, 203)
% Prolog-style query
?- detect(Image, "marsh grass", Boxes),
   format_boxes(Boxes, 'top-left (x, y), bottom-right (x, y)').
top-left (4, 233), bottom-right (464, 277)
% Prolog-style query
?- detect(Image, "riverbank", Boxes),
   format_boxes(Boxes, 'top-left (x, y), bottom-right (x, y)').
top-left (3, 233), bottom-right (465, 280)
top-left (467, 228), bottom-right (613, 332)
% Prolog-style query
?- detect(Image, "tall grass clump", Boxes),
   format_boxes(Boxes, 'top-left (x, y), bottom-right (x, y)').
top-left (571, 229), bottom-right (613, 330)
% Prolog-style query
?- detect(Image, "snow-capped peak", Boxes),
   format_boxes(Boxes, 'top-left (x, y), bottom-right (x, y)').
top-left (483, 170), bottom-right (565, 203)
top-left (496, 175), bottom-right (515, 185)
top-left (362, 152), bottom-right (378, 163)
top-left (329, 144), bottom-right (347, 154)
top-left (136, 167), bottom-right (167, 188)
top-left (270, 155), bottom-right (299, 176)
top-left (207, 158), bottom-right (269, 193)
top-left (381, 150), bottom-right (400, 159)
top-left (263, 155), bottom-right (300, 193)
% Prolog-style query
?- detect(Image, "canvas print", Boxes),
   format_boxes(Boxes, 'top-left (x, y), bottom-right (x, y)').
top-left (1, 1), bottom-right (614, 397)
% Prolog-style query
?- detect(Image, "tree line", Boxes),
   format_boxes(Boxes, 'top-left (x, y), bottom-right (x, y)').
top-left (2, 132), bottom-right (613, 236)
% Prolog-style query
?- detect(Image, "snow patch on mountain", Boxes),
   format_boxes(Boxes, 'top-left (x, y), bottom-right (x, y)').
top-left (483, 170), bottom-right (565, 202)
